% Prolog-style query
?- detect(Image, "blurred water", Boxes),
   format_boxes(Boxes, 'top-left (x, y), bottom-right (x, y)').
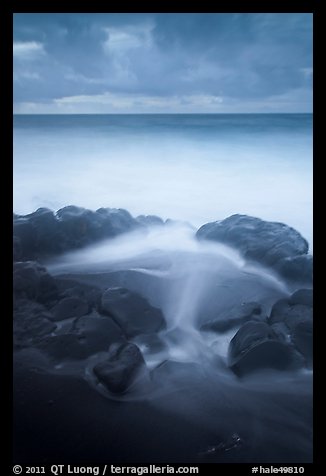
top-left (13, 113), bottom-right (313, 248)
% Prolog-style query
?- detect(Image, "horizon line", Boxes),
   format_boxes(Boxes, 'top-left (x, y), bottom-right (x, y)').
top-left (13, 111), bottom-right (313, 116)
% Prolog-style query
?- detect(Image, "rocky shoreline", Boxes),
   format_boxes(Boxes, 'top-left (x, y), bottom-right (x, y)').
top-left (13, 206), bottom-right (313, 463)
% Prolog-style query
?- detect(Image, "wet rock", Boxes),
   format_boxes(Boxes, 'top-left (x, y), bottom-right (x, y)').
top-left (275, 255), bottom-right (313, 284)
top-left (269, 300), bottom-right (312, 331)
top-left (228, 321), bottom-right (299, 376)
top-left (71, 315), bottom-right (125, 355)
top-left (13, 205), bottom-right (143, 260)
top-left (13, 236), bottom-right (22, 261)
top-left (269, 297), bottom-right (313, 365)
top-left (13, 299), bottom-right (56, 349)
top-left (101, 287), bottom-right (166, 337)
top-left (13, 261), bottom-right (58, 304)
top-left (196, 214), bottom-right (311, 283)
top-left (13, 219), bottom-right (36, 260)
top-left (93, 342), bottom-right (146, 393)
top-left (201, 302), bottom-right (263, 333)
top-left (291, 320), bottom-right (313, 366)
top-left (55, 278), bottom-right (102, 309)
top-left (50, 297), bottom-right (89, 321)
top-left (136, 215), bottom-right (164, 226)
top-left (289, 289), bottom-right (313, 307)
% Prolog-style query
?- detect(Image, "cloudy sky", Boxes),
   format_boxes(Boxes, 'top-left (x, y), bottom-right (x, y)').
top-left (13, 13), bottom-right (313, 113)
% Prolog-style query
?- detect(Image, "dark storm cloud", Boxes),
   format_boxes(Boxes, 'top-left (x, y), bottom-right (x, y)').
top-left (13, 13), bottom-right (312, 113)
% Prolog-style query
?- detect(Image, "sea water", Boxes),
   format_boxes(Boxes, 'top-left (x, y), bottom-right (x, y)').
top-left (13, 113), bottom-right (312, 247)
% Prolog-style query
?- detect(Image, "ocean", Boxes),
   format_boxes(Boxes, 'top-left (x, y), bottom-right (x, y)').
top-left (13, 113), bottom-right (313, 247)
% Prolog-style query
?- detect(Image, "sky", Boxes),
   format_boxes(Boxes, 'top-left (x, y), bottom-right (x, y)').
top-left (13, 13), bottom-right (313, 114)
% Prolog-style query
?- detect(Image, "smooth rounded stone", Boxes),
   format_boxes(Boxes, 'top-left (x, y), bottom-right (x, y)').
top-left (71, 315), bottom-right (125, 355)
top-left (50, 297), bottom-right (89, 321)
top-left (13, 261), bottom-right (58, 303)
top-left (289, 289), bottom-right (313, 307)
top-left (196, 214), bottom-right (310, 281)
top-left (93, 342), bottom-right (147, 393)
top-left (201, 302), bottom-right (263, 333)
top-left (101, 287), bottom-right (166, 337)
top-left (228, 321), bottom-right (299, 376)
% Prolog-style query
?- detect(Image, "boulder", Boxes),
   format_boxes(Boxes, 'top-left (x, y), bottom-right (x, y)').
top-left (93, 342), bottom-right (146, 393)
top-left (291, 320), bottom-right (313, 366)
top-left (289, 289), bottom-right (313, 307)
top-left (196, 214), bottom-right (311, 283)
top-left (13, 205), bottom-right (143, 260)
top-left (13, 261), bottom-right (58, 304)
top-left (13, 299), bottom-right (56, 349)
top-left (13, 236), bottom-right (22, 261)
top-left (228, 321), bottom-right (300, 376)
top-left (269, 295), bottom-right (312, 365)
top-left (275, 255), bottom-right (313, 284)
top-left (71, 315), bottom-right (125, 355)
top-left (55, 278), bottom-right (102, 309)
top-left (269, 299), bottom-right (312, 330)
top-left (13, 219), bottom-right (36, 259)
top-left (101, 287), bottom-right (166, 337)
top-left (136, 215), bottom-right (164, 226)
top-left (201, 302), bottom-right (263, 333)
top-left (50, 297), bottom-right (89, 321)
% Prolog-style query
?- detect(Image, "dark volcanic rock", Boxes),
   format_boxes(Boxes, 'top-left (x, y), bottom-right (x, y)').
top-left (291, 320), bottom-right (313, 366)
top-left (55, 278), bottom-right (102, 309)
top-left (13, 236), bottom-right (22, 261)
top-left (101, 287), bottom-right (166, 337)
top-left (201, 302), bottom-right (263, 333)
top-left (71, 315), bottom-right (125, 355)
top-left (13, 299), bottom-right (56, 349)
top-left (50, 297), bottom-right (89, 321)
top-left (13, 219), bottom-right (37, 259)
top-left (275, 255), bottom-right (313, 284)
top-left (37, 314), bottom-right (125, 361)
top-left (93, 342), bottom-right (146, 393)
top-left (13, 205), bottom-right (143, 261)
top-left (289, 289), bottom-right (313, 307)
top-left (196, 214), bottom-right (311, 283)
top-left (13, 261), bottom-right (58, 304)
top-left (228, 321), bottom-right (300, 376)
top-left (136, 215), bottom-right (164, 226)
top-left (269, 292), bottom-right (313, 365)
